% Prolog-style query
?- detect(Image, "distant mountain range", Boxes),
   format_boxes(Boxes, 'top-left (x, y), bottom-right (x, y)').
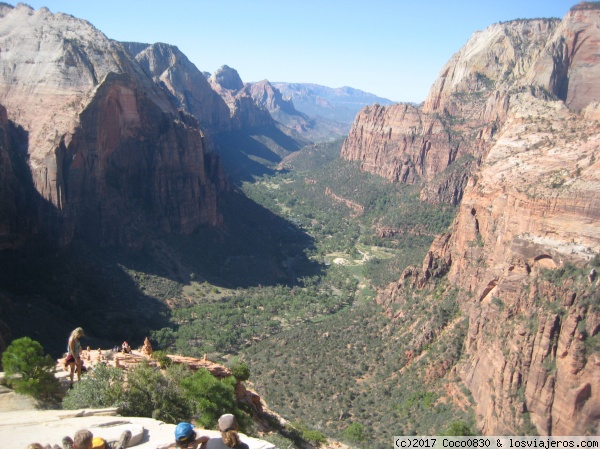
top-left (272, 82), bottom-right (395, 128)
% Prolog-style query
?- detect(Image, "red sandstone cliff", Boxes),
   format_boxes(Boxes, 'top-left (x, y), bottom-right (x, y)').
top-left (377, 88), bottom-right (600, 437)
top-left (342, 6), bottom-right (600, 205)
top-left (0, 4), bottom-right (225, 247)
top-left (443, 94), bottom-right (600, 436)
top-left (373, 4), bottom-right (600, 436)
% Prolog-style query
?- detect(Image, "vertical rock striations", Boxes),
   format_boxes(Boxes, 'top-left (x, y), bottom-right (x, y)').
top-left (342, 6), bottom-right (600, 205)
top-left (375, 4), bottom-right (600, 436)
top-left (0, 4), bottom-right (225, 248)
top-left (525, 2), bottom-right (600, 112)
top-left (442, 94), bottom-right (600, 436)
top-left (128, 42), bottom-right (232, 133)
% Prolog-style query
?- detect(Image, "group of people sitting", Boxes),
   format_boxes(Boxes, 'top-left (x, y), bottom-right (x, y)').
top-left (173, 415), bottom-right (249, 449)
top-left (25, 414), bottom-right (249, 449)
top-left (113, 341), bottom-right (131, 354)
top-left (26, 428), bottom-right (131, 449)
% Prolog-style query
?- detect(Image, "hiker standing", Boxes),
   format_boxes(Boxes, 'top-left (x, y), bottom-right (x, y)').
top-left (66, 327), bottom-right (84, 386)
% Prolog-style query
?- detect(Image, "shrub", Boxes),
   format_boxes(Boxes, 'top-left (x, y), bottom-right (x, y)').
top-left (63, 363), bottom-right (124, 409)
top-left (180, 368), bottom-right (249, 431)
top-left (302, 428), bottom-right (327, 446)
top-left (230, 361), bottom-right (250, 381)
top-left (442, 421), bottom-right (476, 436)
top-left (153, 350), bottom-right (173, 368)
top-left (120, 361), bottom-right (192, 423)
top-left (344, 422), bottom-right (367, 445)
top-left (1, 337), bottom-right (60, 400)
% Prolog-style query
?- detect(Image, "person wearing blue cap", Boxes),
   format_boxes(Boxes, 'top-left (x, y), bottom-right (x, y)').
top-left (169, 422), bottom-right (209, 449)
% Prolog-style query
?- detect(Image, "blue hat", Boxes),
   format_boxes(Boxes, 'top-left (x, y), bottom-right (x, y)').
top-left (175, 422), bottom-right (195, 442)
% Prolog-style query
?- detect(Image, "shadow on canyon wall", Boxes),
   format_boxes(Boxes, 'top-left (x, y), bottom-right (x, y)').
top-left (0, 121), bottom-right (320, 358)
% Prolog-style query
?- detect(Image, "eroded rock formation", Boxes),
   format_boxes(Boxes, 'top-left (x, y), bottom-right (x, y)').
top-left (128, 42), bottom-right (232, 132)
top-left (374, 3), bottom-right (600, 436)
top-left (342, 5), bottom-right (600, 205)
top-left (245, 79), bottom-right (318, 135)
top-left (208, 65), bottom-right (274, 129)
top-left (445, 94), bottom-right (600, 436)
top-left (0, 4), bottom-right (225, 248)
top-left (378, 92), bottom-right (600, 435)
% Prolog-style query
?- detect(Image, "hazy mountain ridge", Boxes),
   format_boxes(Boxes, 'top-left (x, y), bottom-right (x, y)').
top-left (273, 82), bottom-right (396, 126)
top-left (246, 80), bottom-right (350, 141)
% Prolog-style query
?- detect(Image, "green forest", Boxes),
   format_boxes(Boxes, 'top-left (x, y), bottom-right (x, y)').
top-left (1, 137), bottom-right (472, 448)
top-left (141, 138), bottom-right (471, 447)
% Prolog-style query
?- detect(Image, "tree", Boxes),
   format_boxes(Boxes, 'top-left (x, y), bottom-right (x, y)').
top-left (230, 361), bottom-right (250, 381)
top-left (151, 328), bottom-right (176, 351)
top-left (344, 422), bottom-right (367, 446)
top-left (1, 337), bottom-right (60, 400)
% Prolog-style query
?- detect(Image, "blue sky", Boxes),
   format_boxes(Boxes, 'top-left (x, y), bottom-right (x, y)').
top-left (9, 1), bottom-right (573, 102)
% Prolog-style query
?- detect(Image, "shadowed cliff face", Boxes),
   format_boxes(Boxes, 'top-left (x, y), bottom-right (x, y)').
top-left (525, 3), bottom-right (600, 111)
top-left (0, 105), bottom-right (19, 250)
top-left (0, 4), bottom-right (225, 248)
top-left (342, 6), bottom-right (600, 205)
top-left (58, 72), bottom-right (224, 247)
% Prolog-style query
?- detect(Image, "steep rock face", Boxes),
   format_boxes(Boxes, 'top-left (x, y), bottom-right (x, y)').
top-left (381, 92), bottom-right (600, 435)
top-left (130, 42), bottom-right (232, 132)
top-left (209, 64), bottom-right (244, 91)
top-left (342, 16), bottom-right (571, 203)
top-left (444, 94), bottom-right (600, 435)
top-left (60, 72), bottom-right (224, 246)
top-left (341, 102), bottom-right (447, 184)
top-left (0, 105), bottom-right (19, 250)
top-left (245, 79), bottom-right (327, 136)
top-left (0, 4), bottom-right (224, 247)
top-left (245, 80), bottom-right (297, 115)
top-left (419, 155), bottom-right (474, 205)
top-left (525, 2), bottom-right (600, 111)
top-left (208, 65), bottom-right (274, 129)
top-left (374, 5), bottom-right (600, 434)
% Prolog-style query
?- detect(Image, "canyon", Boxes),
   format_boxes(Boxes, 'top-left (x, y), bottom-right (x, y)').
top-left (370, 2), bottom-right (600, 436)
top-left (0, 0), bottom-right (599, 441)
